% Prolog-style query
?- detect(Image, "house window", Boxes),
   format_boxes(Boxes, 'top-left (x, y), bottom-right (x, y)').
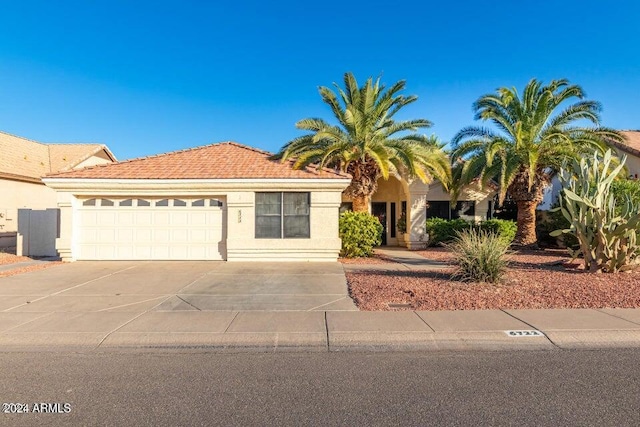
top-left (426, 201), bottom-right (450, 219)
top-left (137, 199), bottom-right (151, 207)
top-left (192, 199), bottom-right (205, 207)
top-left (339, 202), bottom-right (353, 213)
top-left (256, 192), bottom-right (310, 239)
top-left (119, 199), bottom-right (133, 207)
top-left (82, 199), bottom-right (97, 206)
top-left (156, 199), bottom-right (169, 207)
top-left (173, 199), bottom-right (187, 207)
top-left (426, 200), bottom-right (476, 219)
top-left (451, 201), bottom-right (476, 219)
top-left (210, 199), bottom-right (223, 207)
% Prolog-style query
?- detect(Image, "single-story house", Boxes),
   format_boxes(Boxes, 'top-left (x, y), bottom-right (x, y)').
top-left (609, 130), bottom-right (640, 179)
top-left (0, 130), bottom-right (116, 255)
top-left (539, 130), bottom-right (640, 210)
top-left (43, 142), bottom-right (351, 262)
top-left (341, 176), bottom-right (497, 249)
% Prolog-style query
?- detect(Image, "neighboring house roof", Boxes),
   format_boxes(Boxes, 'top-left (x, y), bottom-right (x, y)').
top-left (609, 130), bottom-right (640, 158)
top-left (0, 130), bottom-right (116, 183)
top-left (46, 142), bottom-right (351, 180)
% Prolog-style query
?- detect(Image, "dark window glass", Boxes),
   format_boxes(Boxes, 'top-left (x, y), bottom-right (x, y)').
top-left (256, 193), bottom-right (310, 239)
top-left (82, 199), bottom-right (96, 206)
top-left (451, 201), bottom-right (476, 219)
top-left (119, 199), bottom-right (133, 207)
top-left (137, 199), bottom-right (151, 207)
top-left (156, 199), bottom-right (169, 207)
top-left (390, 202), bottom-right (396, 238)
top-left (101, 199), bottom-right (114, 207)
top-left (339, 202), bottom-right (353, 213)
top-left (426, 201), bottom-right (450, 219)
top-left (283, 193), bottom-right (310, 238)
top-left (192, 199), bottom-right (205, 207)
top-left (210, 199), bottom-right (223, 207)
top-left (256, 193), bottom-right (282, 238)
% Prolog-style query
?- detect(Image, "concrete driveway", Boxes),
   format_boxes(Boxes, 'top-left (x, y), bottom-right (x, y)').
top-left (0, 261), bottom-right (357, 313)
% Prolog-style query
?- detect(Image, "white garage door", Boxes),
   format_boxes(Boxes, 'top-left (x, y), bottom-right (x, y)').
top-left (77, 197), bottom-right (226, 260)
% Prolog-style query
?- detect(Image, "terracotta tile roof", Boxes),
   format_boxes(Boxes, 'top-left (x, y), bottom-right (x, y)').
top-left (0, 130), bottom-right (115, 182)
top-left (48, 143), bottom-right (112, 172)
top-left (610, 131), bottom-right (640, 158)
top-left (46, 142), bottom-right (351, 180)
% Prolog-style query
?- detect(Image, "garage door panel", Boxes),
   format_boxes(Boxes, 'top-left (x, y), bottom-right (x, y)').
top-left (98, 229), bottom-right (116, 241)
top-left (154, 212), bottom-right (170, 225)
top-left (135, 212), bottom-right (152, 224)
top-left (171, 212), bottom-right (188, 225)
top-left (171, 229), bottom-right (188, 242)
top-left (135, 229), bottom-right (152, 241)
top-left (97, 212), bottom-right (117, 225)
top-left (117, 229), bottom-right (134, 242)
top-left (118, 212), bottom-right (135, 225)
top-left (77, 199), bottom-right (226, 260)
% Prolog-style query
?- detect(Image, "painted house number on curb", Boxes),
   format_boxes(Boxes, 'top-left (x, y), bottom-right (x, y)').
top-left (504, 330), bottom-right (543, 337)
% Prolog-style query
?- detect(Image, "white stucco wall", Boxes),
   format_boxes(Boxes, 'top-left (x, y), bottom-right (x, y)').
top-left (0, 153), bottom-right (114, 235)
top-left (624, 154), bottom-right (640, 179)
top-left (0, 179), bottom-right (57, 233)
top-left (226, 190), bottom-right (343, 261)
top-left (44, 178), bottom-right (350, 262)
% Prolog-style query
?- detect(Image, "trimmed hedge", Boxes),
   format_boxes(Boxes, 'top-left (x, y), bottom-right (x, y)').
top-left (425, 218), bottom-right (471, 246)
top-left (481, 219), bottom-right (517, 245)
top-left (426, 218), bottom-right (516, 246)
top-left (339, 211), bottom-right (383, 257)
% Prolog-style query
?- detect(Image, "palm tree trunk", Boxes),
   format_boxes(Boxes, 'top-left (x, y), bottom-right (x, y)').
top-left (514, 200), bottom-right (538, 246)
top-left (352, 195), bottom-right (370, 212)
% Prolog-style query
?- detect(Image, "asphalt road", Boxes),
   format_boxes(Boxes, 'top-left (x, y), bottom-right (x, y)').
top-left (1, 349), bottom-right (639, 426)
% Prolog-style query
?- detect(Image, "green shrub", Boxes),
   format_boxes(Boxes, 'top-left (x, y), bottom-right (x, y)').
top-left (445, 228), bottom-right (511, 283)
top-left (339, 211), bottom-right (383, 257)
top-left (611, 178), bottom-right (640, 212)
top-left (425, 218), bottom-right (516, 246)
top-left (536, 206), bottom-right (578, 249)
top-left (479, 219), bottom-right (517, 244)
top-left (425, 218), bottom-right (471, 246)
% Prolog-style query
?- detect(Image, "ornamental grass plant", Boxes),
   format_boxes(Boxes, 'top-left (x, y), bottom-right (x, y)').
top-left (445, 228), bottom-right (511, 283)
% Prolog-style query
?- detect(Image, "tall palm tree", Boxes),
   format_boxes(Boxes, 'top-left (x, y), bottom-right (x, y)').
top-left (451, 78), bottom-right (623, 246)
top-left (275, 72), bottom-right (451, 212)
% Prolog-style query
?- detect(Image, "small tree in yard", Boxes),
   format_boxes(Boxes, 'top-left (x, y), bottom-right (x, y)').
top-left (551, 150), bottom-right (640, 273)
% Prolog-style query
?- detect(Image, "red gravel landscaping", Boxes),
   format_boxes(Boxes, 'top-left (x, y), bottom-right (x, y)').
top-left (347, 248), bottom-right (640, 310)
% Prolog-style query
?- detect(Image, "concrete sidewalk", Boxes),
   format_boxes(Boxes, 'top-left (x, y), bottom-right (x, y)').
top-left (343, 247), bottom-right (448, 272)
top-left (1, 308), bottom-right (639, 352)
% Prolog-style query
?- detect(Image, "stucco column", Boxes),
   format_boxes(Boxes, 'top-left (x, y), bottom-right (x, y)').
top-left (407, 181), bottom-right (429, 250)
top-left (56, 192), bottom-right (75, 261)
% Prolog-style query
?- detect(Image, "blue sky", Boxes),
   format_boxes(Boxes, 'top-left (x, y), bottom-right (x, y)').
top-left (1, 1), bottom-right (639, 160)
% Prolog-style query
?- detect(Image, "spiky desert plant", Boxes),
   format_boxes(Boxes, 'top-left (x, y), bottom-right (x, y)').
top-left (551, 150), bottom-right (640, 272)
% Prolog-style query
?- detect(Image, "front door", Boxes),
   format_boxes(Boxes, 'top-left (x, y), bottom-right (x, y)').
top-left (371, 202), bottom-right (387, 246)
